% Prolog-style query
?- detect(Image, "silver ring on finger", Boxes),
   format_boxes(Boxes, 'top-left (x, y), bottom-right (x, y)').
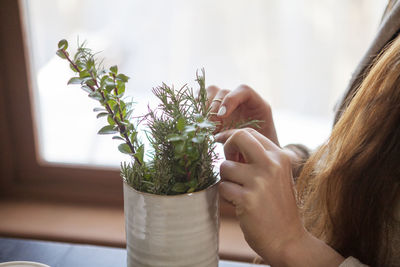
top-left (212, 98), bottom-right (223, 103)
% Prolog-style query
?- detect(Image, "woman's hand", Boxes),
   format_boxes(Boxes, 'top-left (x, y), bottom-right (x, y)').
top-left (218, 127), bottom-right (303, 263)
top-left (218, 128), bottom-right (344, 266)
top-left (207, 85), bottom-right (279, 146)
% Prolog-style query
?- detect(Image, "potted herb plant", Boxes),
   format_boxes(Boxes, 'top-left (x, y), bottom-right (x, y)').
top-left (56, 39), bottom-right (220, 267)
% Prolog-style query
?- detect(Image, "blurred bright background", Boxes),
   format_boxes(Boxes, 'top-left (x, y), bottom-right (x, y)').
top-left (21, 0), bottom-right (387, 167)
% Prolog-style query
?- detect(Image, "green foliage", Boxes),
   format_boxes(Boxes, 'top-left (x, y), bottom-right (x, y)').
top-left (57, 39), bottom-right (218, 195)
top-left (118, 143), bottom-right (133, 154)
top-left (144, 77), bottom-right (218, 194)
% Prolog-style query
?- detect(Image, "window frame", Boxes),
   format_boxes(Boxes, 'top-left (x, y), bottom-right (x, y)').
top-left (0, 0), bottom-right (234, 215)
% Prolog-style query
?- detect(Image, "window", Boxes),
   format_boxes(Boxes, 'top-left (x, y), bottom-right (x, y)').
top-left (22, 0), bottom-right (387, 168)
top-left (0, 0), bottom-right (120, 204)
top-left (1, 0), bottom-right (388, 203)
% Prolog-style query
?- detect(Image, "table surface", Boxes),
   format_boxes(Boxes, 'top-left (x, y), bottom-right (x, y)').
top-left (0, 237), bottom-right (266, 267)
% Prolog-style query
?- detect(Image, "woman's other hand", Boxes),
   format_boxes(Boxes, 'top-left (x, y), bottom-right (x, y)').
top-left (218, 128), bottom-right (345, 266)
top-left (207, 85), bottom-right (279, 146)
top-left (218, 127), bottom-right (303, 263)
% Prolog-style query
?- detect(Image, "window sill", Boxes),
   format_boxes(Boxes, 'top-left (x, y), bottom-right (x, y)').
top-left (0, 198), bottom-right (258, 263)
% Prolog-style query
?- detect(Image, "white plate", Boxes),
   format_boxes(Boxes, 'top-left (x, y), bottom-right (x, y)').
top-left (0, 262), bottom-right (50, 267)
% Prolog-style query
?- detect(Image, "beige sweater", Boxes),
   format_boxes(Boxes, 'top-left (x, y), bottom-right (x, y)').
top-left (339, 257), bottom-right (368, 267)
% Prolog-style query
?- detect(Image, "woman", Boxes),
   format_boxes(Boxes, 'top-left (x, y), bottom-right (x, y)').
top-left (209, 8), bottom-right (400, 267)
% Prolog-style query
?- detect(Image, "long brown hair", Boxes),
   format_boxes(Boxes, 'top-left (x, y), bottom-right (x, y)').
top-left (297, 35), bottom-right (400, 266)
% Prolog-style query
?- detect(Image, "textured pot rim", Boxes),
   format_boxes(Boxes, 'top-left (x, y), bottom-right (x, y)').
top-left (123, 176), bottom-right (221, 198)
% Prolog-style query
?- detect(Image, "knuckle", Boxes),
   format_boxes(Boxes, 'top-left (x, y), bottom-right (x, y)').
top-left (263, 151), bottom-right (291, 177)
top-left (252, 175), bottom-right (266, 189)
top-left (238, 84), bottom-right (253, 93)
top-left (231, 129), bottom-right (249, 141)
top-left (278, 150), bottom-right (292, 166)
top-left (265, 101), bottom-right (272, 112)
top-left (219, 161), bottom-right (230, 176)
top-left (262, 98), bottom-right (272, 113)
top-left (242, 190), bottom-right (253, 205)
top-left (219, 182), bottom-right (229, 195)
top-left (206, 85), bottom-right (219, 95)
top-left (241, 189), bottom-right (257, 212)
top-left (223, 94), bottom-right (234, 103)
top-left (219, 89), bottom-right (230, 95)
top-left (269, 156), bottom-right (282, 170)
top-left (243, 127), bottom-right (257, 135)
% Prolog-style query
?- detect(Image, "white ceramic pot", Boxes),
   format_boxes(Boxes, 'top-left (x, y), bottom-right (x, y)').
top-left (123, 181), bottom-right (220, 267)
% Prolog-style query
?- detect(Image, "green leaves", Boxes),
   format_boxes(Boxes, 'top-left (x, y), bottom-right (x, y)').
top-left (93, 107), bottom-right (105, 112)
top-left (105, 79), bottom-right (116, 91)
top-left (81, 85), bottom-right (92, 94)
top-left (110, 65), bottom-right (118, 74)
top-left (58, 38), bottom-right (143, 170)
top-left (130, 131), bottom-right (137, 143)
top-left (89, 91), bottom-right (102, 101)
top-left (197, 120), bottom-right (215, 130)
top-left (176, 117), bottom-right (185, 131)
top-left (58, 39), bottom-right (68, 50)
top-left (86, 58), bottom-right (95, 70)
top-left (167, 134), bottom-right (183, 142)
top-left (98, 125), bottom-right (118, 134)
top-left (116, 80), bottom-right (125, 95)
top-left (96, 112), bottom-right (108, 118)
top-left (116, 73), bottom-right (129, 82)
top-left (57, 40), bottom-right (69, 60)
top-left (67, 77), bottom-right (83, 85)
top-left (171, 180), bottom-right (198, 193)
top-left (148, 76), bottom-right (218, 194)
top-left (112, 136), bottom-right (125, 141)
top-left (171, 183), bottom-right (187, 193)
top-left (134, 144), bottom-right (144, 164)
top-left (107, 115), bottom-right (115, 125)
top-left (57, 38), bottom-right (218, 195)
top-left (118, 143), bottom-right (132, 154)
top-left (79, 70), bottom-right (91, 78)
top-left (56, 49), bottom-right (67, 59)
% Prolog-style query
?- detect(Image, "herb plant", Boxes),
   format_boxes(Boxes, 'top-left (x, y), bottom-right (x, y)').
top-left (56, 39), bottom-right (218, 195)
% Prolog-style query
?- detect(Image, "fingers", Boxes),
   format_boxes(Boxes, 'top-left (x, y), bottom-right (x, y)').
top-left (217, 85), bottom-right (255, 118)
top-left (224, 129), bottom-right (267, 164)
top-left (215, 129), bottom-right (239, 143)
top-left (220, 160), bottom-right (249, 185)
top-left (206, 85), bottom-right (219, 109)
top-left (207, 84), bottom-right (260, 119)
top-left (209, 89), bottom-right (230, 116)
top-left (216, 128), bottom-right (278, 151)
top-left (219, 181), bottom-right (244, 207)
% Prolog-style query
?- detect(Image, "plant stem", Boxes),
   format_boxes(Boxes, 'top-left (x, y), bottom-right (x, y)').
top-left (112, 74), bottom-right (124, 122)
top-left (62, 50), bottom-right (141, 166)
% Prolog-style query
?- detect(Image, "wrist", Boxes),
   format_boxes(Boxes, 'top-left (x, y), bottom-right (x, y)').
top-left (276, 231), bottom-right (344, 267)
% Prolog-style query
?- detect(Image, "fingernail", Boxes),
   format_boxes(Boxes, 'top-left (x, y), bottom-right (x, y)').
top-left (217, 105), bottom-right (226, 117)
top-left (214, 133), bottom-right (221, 140)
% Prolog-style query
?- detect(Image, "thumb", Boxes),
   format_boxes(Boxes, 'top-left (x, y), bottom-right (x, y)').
top-left (217, 85), bottom-right (253, 118)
